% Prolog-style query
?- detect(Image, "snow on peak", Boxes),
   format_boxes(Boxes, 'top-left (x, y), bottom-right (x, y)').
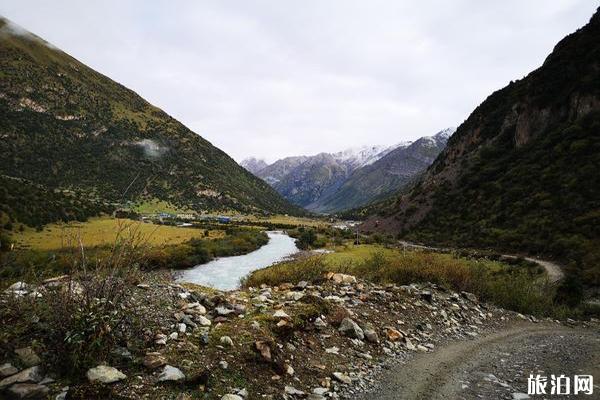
top-left (434, 127), bottom-right (456, 140)
top-left (331, 145), bottom-right (389, 167)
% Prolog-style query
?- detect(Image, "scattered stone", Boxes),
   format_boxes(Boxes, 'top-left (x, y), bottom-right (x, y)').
top-left (0, 363), bottom-right (18, 378)
top-left (461, 291), bottom-right (478, 303)
top-left (199, 331), bottom-right (210, 345)
top-left (86, 366), bottom-right (126, 384)
top-left (273, 310), bottom-right (290, 319)
top-left (143, 352), bottom-right (167, 369)
top-left (215, 306), bottom-right (235, 316)
top-left (158, 365), bottom-right (185, 382)
top-left (385, 327), bottom-right (403, 342)
top-left (221, 395), bottom-right (243, 400)
top-left (15, 347), bottom-right (41, 367)
top-left (155, 333), bottom-right (168, 345)
top-left (55, 387), bottom-right (69, 400)
top-left (255, 341), bottom-right (272, 361)
top-left (363, 327), bottom-right (379, 343)
top-left (286, 291), bottom-right (305, 301)
top-left (420, 290), bottom-right (434, 302)
top-left (219, 360), bottom-right (228, 370)
top-left (0, 366), bottom-right (43, 388)
top-left (197, 315), bottom-right (212, 327)
top-left (8, 282), bottom-right (28, 291)
top-left (314, 317), bottom-right (327, 330)
top-left (296, 281), bottom-right (308, 289)
top-left (329, 273), bottom-right (357, 284)
top-left (220, 336), bottom-right (234, 347)
top-left (7, 383), bottom-right (49, 399)
top-left (332, 372), bottom-right (352, 384)
top-left (284, 385), bottom-right (305, 396)
top-left (338, 317), bottom-right (364, 340)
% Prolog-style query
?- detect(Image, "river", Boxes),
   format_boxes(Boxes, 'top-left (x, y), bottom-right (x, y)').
top-left (177, 231), bottom-right (299, 290)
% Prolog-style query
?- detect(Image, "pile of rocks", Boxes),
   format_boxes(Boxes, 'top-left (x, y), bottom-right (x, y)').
top-left (1, 272), bottom-right (527, 399)
top-left (0, 347), bottom-right (62, 399)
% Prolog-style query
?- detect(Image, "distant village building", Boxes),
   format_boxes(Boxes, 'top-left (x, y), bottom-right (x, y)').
top-left (176, 213), bottom-right (196, 220)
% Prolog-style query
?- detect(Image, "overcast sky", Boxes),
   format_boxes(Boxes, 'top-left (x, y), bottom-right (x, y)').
top-left (0, 1), bottom-right (596, 162)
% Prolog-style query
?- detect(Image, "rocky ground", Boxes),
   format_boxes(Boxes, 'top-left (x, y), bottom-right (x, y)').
top-left (1, 273), bottom-right (597, 400)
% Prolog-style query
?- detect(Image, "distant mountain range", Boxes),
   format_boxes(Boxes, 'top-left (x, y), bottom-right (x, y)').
top-left (360, 8), bottom-right (600, 287)
top-left (0, 17), bottom-right (301, 228)
top-left (241, 128), bottom-right (454, 213)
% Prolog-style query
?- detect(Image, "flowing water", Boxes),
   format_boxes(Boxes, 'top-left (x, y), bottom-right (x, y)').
top-left (177, 231), bottom-right (298, 290)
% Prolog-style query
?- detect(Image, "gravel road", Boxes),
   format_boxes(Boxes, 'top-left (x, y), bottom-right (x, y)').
top-left (397, 241), bottom-right (565, 283)
top-left (359, 322), bottom-right (600, 400)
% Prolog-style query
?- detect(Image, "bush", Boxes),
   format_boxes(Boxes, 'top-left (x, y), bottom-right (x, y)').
top-left (0, 230), bottom-right (147, 377)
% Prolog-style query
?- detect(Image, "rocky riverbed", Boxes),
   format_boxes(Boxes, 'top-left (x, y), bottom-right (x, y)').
top-left (1, 273), bottom-right (593, 399)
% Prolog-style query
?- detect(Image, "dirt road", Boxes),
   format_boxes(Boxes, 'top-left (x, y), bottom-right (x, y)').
top-left (359, 322), bottom-right (600, 400)
top-left (398, 241), bottom-right (565, 283)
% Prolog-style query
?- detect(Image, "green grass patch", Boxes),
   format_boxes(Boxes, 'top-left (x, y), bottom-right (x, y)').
top-left (243, 245), bottom-right (580, 317)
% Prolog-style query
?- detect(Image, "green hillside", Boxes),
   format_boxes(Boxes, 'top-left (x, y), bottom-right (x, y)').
top-left (0, 17), bottom-right (300, 229)
top-left (361, 9), bottom-right (600, 287)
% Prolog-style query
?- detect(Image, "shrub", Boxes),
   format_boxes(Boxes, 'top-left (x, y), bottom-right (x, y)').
top-left (0, 223), bottom-right (148, 377)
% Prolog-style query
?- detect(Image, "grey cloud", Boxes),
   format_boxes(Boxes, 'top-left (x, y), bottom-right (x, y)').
top-left (0, 0), bottom-right (595, 162)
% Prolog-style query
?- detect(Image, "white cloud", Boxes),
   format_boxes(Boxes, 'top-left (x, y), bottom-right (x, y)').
top-left (0, 0), bottom-right (596, 162)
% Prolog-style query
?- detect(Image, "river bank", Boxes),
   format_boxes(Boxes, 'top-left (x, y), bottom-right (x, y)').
top-left (177, 231), bottom-right (299, 290)
top-left (3, 269), bottom-right (576, 400)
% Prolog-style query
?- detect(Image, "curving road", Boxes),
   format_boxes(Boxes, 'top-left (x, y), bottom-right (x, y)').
top-left (359, 322), bottom-right (600, 400)
top-left (397, 241), bottom-right (564, 283)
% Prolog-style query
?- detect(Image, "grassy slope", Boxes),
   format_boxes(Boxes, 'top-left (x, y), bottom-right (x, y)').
top-left (244, 243), bottom-right (563, 316)
top-left (0, 17), bottom-right (301, 229)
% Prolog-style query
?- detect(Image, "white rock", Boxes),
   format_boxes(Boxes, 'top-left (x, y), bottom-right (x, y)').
top-left (197, 315), bottom-right (212, 326)
top-left (332, 372), bottom-right (352, 384)
top-left (220, 336), bottom-right (234, 346)
top-left (284, 386), bottom-right (305, 396)
top-left (273, 310), bottom-right (290, 319)
top-left (86, 366), bottom-right (126, 384)
top-left (158, 365), bottom-right (185, 382)
top-left (221, 395), bottom-right (243, 400)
